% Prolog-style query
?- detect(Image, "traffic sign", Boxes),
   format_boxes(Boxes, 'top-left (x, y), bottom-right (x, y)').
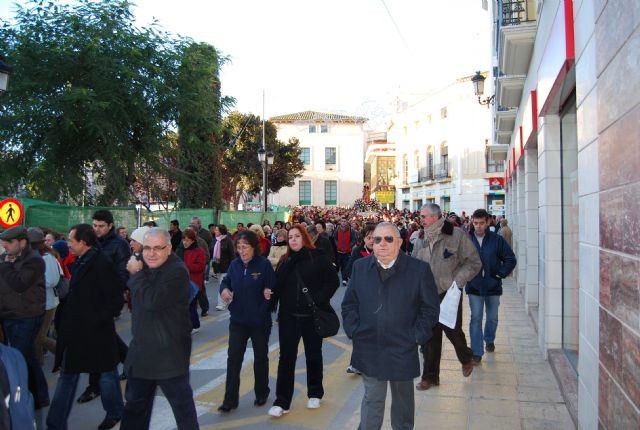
top-left (0, 198), bottom-right (24, 228)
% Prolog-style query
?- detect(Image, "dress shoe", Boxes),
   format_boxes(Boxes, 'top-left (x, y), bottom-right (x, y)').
top-left (462, 361), bottom-right (474, 377)
top-left (415, 379), bottom-right (439, 391)
top-left (472, 355), bottom-right (482, 365)
top-left (254, 397), bottom-right (268, 406)
top-left (76, 387), bottom-right (100, 403)
top-left (486, 342), bottom-right (495, 352)
top-left (98, 417), bottom-right (121, 430)
top-left (217, 404), bottom-right (236, 413)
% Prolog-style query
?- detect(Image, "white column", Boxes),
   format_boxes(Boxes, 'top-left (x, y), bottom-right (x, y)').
top-left (524, 146), bottom-right (539, 311)
top-left (516, 160), bottom-right (526, 295)
top-left (537, 115), bottom-right (563, 354)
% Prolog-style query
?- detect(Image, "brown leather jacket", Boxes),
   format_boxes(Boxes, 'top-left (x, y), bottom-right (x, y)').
top-left (0, 249), bottom-right (45, 319)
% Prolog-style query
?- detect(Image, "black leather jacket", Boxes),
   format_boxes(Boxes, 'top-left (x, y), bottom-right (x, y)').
top-left (96, 228), bottom-right (132, 288)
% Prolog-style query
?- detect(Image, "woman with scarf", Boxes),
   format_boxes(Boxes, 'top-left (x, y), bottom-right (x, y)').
top-left (268, 225), bottom-right (339, 417)
top-left (213, 224), bottom-right (235, 311)
top-left (180, 229), bottom-right (207, 333)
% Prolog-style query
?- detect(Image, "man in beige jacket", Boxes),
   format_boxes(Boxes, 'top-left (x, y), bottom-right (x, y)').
top-left (412, 203), bottom-right (482, 390)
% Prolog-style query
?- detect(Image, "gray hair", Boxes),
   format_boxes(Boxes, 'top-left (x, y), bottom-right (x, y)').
top-left (373, 222), bottom-right (400, 238)
top-left (143, 227), bottom-right (171, 245)
top-left (420, 203), bottom-right (442, 217)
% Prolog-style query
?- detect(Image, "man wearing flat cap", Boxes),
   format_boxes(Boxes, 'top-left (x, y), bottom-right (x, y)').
top-left (0, 226), bottom-right (50, 408)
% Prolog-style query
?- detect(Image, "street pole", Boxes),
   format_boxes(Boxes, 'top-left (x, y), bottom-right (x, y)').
top-left (262, 90), bottom-right (268, 212)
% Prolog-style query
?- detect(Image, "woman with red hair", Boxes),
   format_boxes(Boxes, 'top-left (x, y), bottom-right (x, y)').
top-left (268, 225), bottom-right (339, 417)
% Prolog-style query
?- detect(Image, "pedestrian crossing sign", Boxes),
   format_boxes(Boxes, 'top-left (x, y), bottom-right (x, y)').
top-left (0, 198), bottom-right (23, 229)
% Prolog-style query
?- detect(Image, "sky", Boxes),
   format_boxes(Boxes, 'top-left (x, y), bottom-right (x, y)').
top-left (1, 0), bottom-right (492, 127)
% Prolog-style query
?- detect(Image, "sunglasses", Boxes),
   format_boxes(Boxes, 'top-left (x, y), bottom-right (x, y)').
top-left (373, 236), bottom-right (395, 244)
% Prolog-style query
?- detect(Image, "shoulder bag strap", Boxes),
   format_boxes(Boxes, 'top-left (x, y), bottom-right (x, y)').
top-left (295, 269), bottom-right (316, 308)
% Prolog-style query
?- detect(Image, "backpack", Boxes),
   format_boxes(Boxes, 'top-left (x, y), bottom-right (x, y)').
top-left (0, 344), bottom-right (35, 430)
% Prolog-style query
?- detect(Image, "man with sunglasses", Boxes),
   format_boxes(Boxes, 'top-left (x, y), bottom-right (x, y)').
top-left (413, 203), bottom-right (482, 390)
top-left (342, 222), bottom-right (439, 430)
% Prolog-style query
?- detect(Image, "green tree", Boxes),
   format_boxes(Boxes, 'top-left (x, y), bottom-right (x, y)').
top-left (0, 0), bottom-right (189, 204)
top-left (221, 112), bottom-right (304, 209)
top-left (175, 42), bottom-right (231, 209)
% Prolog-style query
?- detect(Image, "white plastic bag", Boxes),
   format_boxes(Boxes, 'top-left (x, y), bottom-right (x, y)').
top-left (439, 281), bottom-right (461, 329)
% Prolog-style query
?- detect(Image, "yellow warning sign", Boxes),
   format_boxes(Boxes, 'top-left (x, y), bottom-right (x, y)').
top-left (0, 198), bottom-right (24, 229)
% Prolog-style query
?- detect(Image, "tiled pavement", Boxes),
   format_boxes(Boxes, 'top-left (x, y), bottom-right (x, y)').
top-left (338, 279), bottom-right (575, 430)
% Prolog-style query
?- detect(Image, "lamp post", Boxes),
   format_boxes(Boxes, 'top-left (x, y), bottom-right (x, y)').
top-left (257, 148), bottom-right (274, 212)
top-left (0, 58), bottom-right (11, 94)
top-left (471, 71), bottom-right (494, 108)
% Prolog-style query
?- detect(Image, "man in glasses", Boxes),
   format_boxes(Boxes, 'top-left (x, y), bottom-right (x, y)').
top-left (412, 203), bottom-right (481, 390)
top-left (121, 228), bottom-right (198, 429)
top-left (342, 222), bottom-right (439, 430)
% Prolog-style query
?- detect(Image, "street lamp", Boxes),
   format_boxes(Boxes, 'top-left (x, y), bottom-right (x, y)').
top-left (0, 58), bottom-right (11, 94)
top-left (258, 148), bottom-right (274, 212)
top-left (471, 71), bottom-right (494, 108)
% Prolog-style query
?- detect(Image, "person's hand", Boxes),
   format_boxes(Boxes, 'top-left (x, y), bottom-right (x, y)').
top-left (127, 256), bottom-right (143, 274)
top-left (221, 288), bottom-right (233, 302)
top-left (263, 288), bottom-right (273, 300)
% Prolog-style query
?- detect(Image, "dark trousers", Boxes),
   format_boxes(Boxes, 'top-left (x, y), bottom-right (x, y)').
top-left (223, 321), bottom-right (271, 407)
top-left (274, 313), bottom-right (324, 410)
top-left (335, 252), bottom-right (351, 278)
top-left (2, 316), bottom-right (50, 407)
top-left (189, 298), bottom-right (200, 329)
top-left (88, 334), bottom-right (128, 390)
top-left (422, 291), bottom-right (472, 382)
top-left (120, 373), bottom-right (198, 430)
top-left (197, 284), bottom-right (209, 314)
top-left (359, 375), bottom-right (414, 430)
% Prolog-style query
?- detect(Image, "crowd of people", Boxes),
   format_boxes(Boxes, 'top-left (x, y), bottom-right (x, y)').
top-left (0, 203), bottom-right (515, 430)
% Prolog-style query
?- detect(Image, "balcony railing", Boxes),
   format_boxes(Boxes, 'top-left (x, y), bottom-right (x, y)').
top-left (501, 0), bottom-right (534, 26)
top-left (434, 163), bottom-right (450, 180)
top-left (419, 166), bottom-right (434, 182)
top-left (487, 160), bottom-right (506, 173)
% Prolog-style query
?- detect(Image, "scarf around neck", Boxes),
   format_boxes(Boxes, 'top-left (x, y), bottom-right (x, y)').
top-left (425, 217), bottom-right (445, 246)
top-left (213, 235), bottom-right (226, 261)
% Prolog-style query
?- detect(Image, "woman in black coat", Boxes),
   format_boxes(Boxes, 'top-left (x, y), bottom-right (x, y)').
top-left (268, 225), bottom-right (339, 417)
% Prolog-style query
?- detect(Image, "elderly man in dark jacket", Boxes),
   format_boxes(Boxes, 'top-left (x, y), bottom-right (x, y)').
top-left (342, 222), bottom-right (439, 430)
top-left (0, 226), bottom-right (49, 409)
top-left (466, 209), bottom-right (516, 363)
top-left (46, 224), bottom-right (124, 430)
top-left (121, 227), bottom-right (198, 430)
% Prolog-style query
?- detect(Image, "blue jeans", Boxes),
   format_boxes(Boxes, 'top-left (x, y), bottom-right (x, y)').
top-left (120, 373), bottom-right (198, 430)
top-left (2, 316), bottom-right (49, 407)
top-left (468, 294), bottom-right (500, 357)
top-left (46, 368), bottom-right (123, 430)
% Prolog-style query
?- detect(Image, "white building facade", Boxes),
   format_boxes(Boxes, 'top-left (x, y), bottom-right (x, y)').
top-left (269, 111), bottom-right (367, 207)
top-left (390, 77), bottom-right (502, 216)
top-left (485, 0), bottom-right (640, 427)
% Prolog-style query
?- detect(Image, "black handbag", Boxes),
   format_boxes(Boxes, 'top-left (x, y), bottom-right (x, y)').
top-left (296, 271), bottom-right (340, 338)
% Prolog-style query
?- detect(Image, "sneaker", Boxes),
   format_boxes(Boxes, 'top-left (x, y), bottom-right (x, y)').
top-left (486, 342), bottom-right (495, 352)
top-left (307, 398), bottom-right (321, 409)
top-left (346, 365), bottom-right (361, 375)
top-left (342, 280), bottom-right (348, 286)
top-left (191, 328), bottom-right (200, 334)
top-left (215, 305), bottom-right (226, 311)
top-left (268, 406), bottom-right (289, 417)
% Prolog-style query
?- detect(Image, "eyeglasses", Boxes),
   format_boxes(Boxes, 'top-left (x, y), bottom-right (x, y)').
top-left (142, 245), bottom-right (169, 253)
top-left (373, 236), bottom-right (395, 244)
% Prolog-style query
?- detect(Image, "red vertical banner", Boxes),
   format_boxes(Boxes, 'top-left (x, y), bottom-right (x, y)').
top-left (512, 147), bottom-right (516, 171)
